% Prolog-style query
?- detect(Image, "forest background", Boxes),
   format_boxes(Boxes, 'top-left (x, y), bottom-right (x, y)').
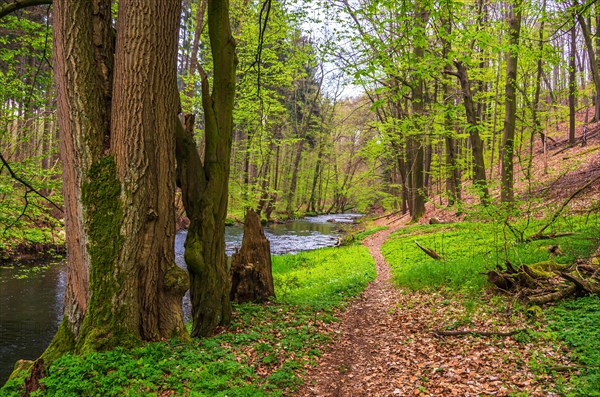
top-left (1, 0), bottom-right (599, 241)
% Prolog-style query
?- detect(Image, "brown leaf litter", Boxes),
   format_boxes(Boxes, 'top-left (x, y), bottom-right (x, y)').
top-left (296, 226), bottom-right (572, 397)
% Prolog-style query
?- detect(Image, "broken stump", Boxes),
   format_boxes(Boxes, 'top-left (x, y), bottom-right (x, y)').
top-left (230, 209), bottom-right (275, 303)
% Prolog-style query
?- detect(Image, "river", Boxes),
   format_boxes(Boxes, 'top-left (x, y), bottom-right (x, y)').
top-left (0, 213), bottom-right (360, 384)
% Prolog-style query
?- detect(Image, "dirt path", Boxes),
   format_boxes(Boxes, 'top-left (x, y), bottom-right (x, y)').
top-left (297, 225), bottom-right (564, 397)
top-left (297, 226), bottom-right (412, 397)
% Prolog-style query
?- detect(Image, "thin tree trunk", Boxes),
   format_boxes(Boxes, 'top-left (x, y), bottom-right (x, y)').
top-left (569, 18), bottom-right (577, 145)
top-left (452, 61), bottom-right (490, 203)
top-left (576, 1), bottom-right (600, 122)
top-left (408, 5), bottom-right (429, 221)
top-left (179, 0), bottom-right (237, 337)
top-left (308, 136), bottom-right (325, 213)
top-left (501, 0), bottom-right (522, 203)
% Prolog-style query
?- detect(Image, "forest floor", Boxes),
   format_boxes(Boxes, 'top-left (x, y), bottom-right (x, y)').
top-left (297, 114), bottom-right (600, 396)
top-left (297, 222), bottom-right (573, 396)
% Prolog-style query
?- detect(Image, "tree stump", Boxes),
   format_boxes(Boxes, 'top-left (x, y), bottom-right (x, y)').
top-left (230, 209), bottom-right (275, 303)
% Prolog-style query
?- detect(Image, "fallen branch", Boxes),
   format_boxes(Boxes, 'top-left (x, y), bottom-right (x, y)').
top-left (505, 260), bottom-right (518, 274)
top-left (414, 240), bottom-right (443, 260)
top-left (373, 209), bottom-right (405, 221)
top-left (486, 270), bottom-right (514, 291)
top-left (560, 272), bottom-right (600, 294)
top-left (528, 232), bottom-right (575, 241)
top-left (562, 145), bottom-right (600, 160)
top-left (434, 329), bottom-right (526, 337)
top-left (526, 285), bottom-right (577, 305)
top-left (534, 173), bottom-right (600, 238)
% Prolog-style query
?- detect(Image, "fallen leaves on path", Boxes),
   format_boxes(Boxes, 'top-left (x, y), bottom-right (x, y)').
top-left (297, 228), bottom-right (572, 397)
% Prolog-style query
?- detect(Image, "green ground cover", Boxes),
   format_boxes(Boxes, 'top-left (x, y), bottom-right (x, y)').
top-left (547, 296), bottom-right (600, 396)
top-left (0, 245), bottom-right (375, 397)
top-left (382, 214), bottom-right (600, 395)
top-left (382, 215), bottom-right (599, 294)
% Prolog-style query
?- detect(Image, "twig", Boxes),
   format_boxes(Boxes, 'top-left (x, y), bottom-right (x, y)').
top-left (0, 152), bottom-right (63, 213)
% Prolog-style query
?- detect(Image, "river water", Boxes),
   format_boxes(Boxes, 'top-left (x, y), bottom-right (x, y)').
top-left (0, 214), bottom-right (360, 385)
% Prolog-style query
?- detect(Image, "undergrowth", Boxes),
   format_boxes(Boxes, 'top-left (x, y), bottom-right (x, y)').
top-left (546, 296), bottom-right (600, 396)
top-left (383, 214), bottom-right (599, 395)
top-left (0, 245), bottom-right (375, 396)
top-left (353, 226), bottom-right (388, 242)
top-left (382, 214), bottom-right (599, 295)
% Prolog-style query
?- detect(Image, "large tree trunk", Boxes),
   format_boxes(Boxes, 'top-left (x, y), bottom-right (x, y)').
top-left (501, 0), bottom-right (522, 203)
top-left (45, 0), bottom-right (188, 362)
top-left (176, 0), bottom-right (237, 338)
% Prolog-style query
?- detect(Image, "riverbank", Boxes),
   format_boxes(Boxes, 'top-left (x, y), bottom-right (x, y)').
top-left (0, 242), bottom-right (65, 265)
top-left (0, 214), bottom-right (361, 386)
top-left (0, 225), bottom-right (65, 265)
top-left (4, 215), bottom-right (598, 396)
top-left (1, 243), bottom-right (376, 395)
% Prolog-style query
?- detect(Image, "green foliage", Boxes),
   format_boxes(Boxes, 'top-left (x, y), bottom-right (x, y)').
top-left (272, 245), bottom-right (376, 308)
top-left (0, 245), bottom-right (374, 396)
top-left (546, 296), bottom-right (600, 396)
top-left (382, 215), bottom-right (599, 295)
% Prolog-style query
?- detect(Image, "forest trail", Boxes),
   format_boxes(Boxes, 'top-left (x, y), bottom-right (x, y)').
top-left (297, 224), bottom-right (404, 397)
top-left (298, 220), bottom-right (563, 397)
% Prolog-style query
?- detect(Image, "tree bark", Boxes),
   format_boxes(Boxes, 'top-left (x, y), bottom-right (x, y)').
top-left (45, 0), bottom-right (188, 362)
top-left (0, 0), bottom-right (51, 19)
top-left (408, 4), bottom-right (429, 221)
top-left (501, 0), bottom-right (522, 203)
top-left (230, 209), bottom-right (274, 303)
top-left (569, 19), bottom-right (577, 145)
top-left (286, 138), bottom-right (305, 216)
top-left (176, 0), bottom-right (237, 337)
top-left (576, 1), bottom-right (600, 122)
top-left (452, 61), bottom-right (489, 203)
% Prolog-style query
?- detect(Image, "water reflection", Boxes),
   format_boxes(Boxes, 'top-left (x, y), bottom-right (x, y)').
top-left (0, 263), bottom-right (66, 386)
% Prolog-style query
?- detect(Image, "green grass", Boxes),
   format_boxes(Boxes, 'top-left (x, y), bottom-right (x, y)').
top-left (382, 214), bottom-right (599, 395)
top-left (272, 245), bottom-right (376, 307)
top-left (0, 245), bottom-right (375, 397)
top-left (353, 226), bottom-right (388, 242)
top-left (382, 215), bottom-right (599, 295)
top-left (546, 296), bottom-right (600, 396)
